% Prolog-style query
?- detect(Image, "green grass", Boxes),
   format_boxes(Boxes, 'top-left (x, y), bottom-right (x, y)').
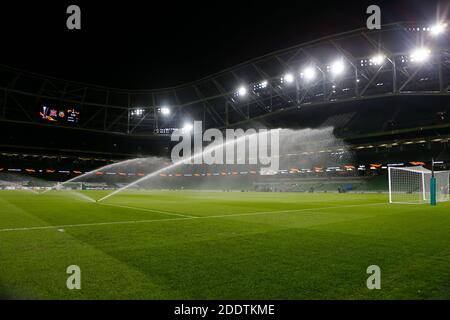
top-left (0, 190), bottom-right (450, 299)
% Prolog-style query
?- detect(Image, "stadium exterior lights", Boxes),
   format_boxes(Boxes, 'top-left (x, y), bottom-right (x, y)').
top-left (259, 80), bottom-right (268, 88)
top-left (370, 54), bottom-right (385, 66)
top-left (237, 86), bottom-right (247, 97)
top-left (410, 47), bottom-right (431, 63)
top-left (301, 66), bottom-right (316, 81)
top-left (160, 106), bottom-right (170, 115)
top-left (283, 73), bottom-right (295, 84)
top-left (330, 60), bottom-right (345, 75)
top-left (430, 22), bottom-right (447, 36)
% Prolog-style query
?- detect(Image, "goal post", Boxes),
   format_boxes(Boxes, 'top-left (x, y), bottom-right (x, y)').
top-left (388, 166), bottom-right (450, 204)
top-left (55, 181), bottom-right (84, 191)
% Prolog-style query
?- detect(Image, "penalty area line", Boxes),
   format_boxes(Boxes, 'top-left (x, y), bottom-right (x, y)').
top-left (98, 203), bottom-right (196, 218)
top-left (0, 202), bottom-right (388, 233)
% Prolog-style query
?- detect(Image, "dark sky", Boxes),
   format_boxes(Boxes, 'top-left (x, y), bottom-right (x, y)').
top-left (0, 0), bottom-right (446, 89)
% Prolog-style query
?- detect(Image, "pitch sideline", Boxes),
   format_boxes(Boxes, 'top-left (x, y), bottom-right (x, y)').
top-left (0, 202), bottom-right (389, 233)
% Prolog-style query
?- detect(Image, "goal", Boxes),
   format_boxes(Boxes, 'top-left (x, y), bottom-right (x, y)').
top-left (55, 181), bottom-right (84, 191)
top-left (388, 166), bottom-right (450, 204)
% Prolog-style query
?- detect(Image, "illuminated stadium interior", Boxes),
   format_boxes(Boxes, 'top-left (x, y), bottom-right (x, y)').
top-left (0, 21), bottom-right (449, 187)
top-left (2, 1), bottom-right (450, 304)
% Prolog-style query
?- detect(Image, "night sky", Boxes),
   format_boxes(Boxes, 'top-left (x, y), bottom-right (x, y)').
top-left (0, 0), bottom-right (446, 89)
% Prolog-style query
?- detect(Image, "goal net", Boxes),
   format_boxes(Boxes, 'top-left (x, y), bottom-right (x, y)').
top-left (388, 166), bottom-right (450, 204)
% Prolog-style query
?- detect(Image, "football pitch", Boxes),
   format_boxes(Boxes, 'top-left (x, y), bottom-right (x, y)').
top-left (0, 190), bottom-right (449, 300)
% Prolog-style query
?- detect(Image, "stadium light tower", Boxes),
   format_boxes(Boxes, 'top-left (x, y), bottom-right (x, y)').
top-left (410, 47), bottom-right (431, 63)
top-left (330, 60), bottom-right (345, 75)
top-left (301, 66), bottom-right (316, 81)
top-left (430, 22), bottom-right (447, 36)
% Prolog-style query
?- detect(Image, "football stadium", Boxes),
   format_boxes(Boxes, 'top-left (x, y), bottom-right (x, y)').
top-left (1, 5), bottom-right (450, 303)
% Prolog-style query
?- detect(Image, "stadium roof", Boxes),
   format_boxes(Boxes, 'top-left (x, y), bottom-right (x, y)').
top-left (1, 21), bottom-right (450, 135)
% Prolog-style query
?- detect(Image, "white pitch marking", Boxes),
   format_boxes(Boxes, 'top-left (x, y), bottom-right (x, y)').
top-left (99, 203), bottom-right (196, 218)
top-left (0, 202), bottom-right (388, 233)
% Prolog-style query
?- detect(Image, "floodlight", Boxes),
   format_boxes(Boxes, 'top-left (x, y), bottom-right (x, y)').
top-left (131, 108), bottom-right (145, 116)
top-left (160, 107), bottom-right (170, 115)
top-left (237, 86), bottom-right (247, 97)
top-left (259, 80), bottom-right (268, 88)
top-left (370, 54), bottom-right (385, 66)
top-left (330, 60), bottom-right (345, 75)
top-left (182, 123), bottom-right (193, 133)
top-left (301, 67), bottom-right (316, 81)
top-left (410, 48), bottom-right (431, 63)
top-left (430, 22), bottom-right (447, 36)
top-left (283, 73), bottom-right (294, 84)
